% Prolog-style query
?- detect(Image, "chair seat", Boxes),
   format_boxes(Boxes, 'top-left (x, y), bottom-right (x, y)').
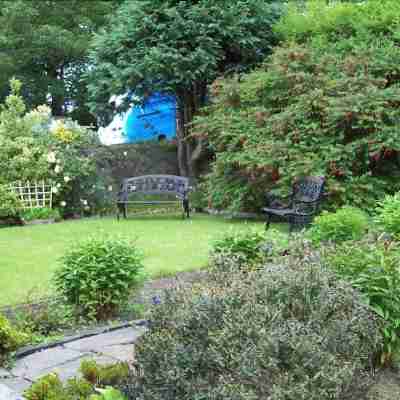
top-left (262, 207), bottom-right (294, 217)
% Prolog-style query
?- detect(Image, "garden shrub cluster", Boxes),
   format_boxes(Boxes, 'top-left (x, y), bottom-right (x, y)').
top-left (54, 236), bottom-right (144, 321)
top-left (0, 313), bottom-right (28, 366)
top-left (124, 248), bottom-right (381, 400)
top-left (194, 0), bottom-right (400, 212)
top-left (309, 206), bottom-right (368, 244)
top-left (24, 361), bottom-right (130, 400)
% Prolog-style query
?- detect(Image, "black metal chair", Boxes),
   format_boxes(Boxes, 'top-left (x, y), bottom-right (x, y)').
top-left (262, 176), bottom-right (325, 232)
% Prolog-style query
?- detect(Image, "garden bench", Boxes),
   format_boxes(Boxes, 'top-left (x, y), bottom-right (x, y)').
top-left (117, 175), bottom-right (191, 220)
top-left (262, 176), bottom-right (325, 232)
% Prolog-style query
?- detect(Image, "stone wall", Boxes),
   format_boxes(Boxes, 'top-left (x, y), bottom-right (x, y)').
top-left (94, 141), bottom-right (179, 185)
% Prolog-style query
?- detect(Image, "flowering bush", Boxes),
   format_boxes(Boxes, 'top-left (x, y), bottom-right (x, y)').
top-left (0, 79), bottom-right (101, 216)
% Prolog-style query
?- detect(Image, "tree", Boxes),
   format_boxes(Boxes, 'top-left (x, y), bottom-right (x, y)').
top-left (0, 0), bottom-right (117, 124)
top-left (88, 0), bottom-right (282, 177)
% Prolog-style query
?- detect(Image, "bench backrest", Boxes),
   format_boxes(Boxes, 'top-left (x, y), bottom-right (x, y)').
top-left (121, 175), bottom-right (190, 198)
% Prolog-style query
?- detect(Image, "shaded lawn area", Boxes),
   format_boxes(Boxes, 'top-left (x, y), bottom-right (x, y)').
top-left (0, 214), bottom-right (268, 306)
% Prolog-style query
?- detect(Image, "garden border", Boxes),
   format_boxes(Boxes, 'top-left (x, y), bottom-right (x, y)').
top-left (14, 319), bottom-right (147, 359)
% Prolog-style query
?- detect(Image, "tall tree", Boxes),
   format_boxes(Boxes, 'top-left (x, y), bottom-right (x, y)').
top-left (0, 0), bottom-right (117, 124)
top-left (88, 0), bottom-right (282, 177)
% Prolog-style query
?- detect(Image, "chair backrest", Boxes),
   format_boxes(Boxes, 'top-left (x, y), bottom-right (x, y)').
top-left (292, 176), bottom-right (325, 203)
top-left (122, 175), bottom-right (190, 198)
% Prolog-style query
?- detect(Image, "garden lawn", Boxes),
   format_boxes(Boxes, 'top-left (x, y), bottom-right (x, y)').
top-left (0, 214), bottom-right (266, 306)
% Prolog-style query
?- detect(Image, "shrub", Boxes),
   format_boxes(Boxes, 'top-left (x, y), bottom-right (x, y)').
top-left (309, 206), bottom-right (368, 244)
top-left (130, 252), bottom-right (382, 399)
top-left (0, 313), bottom-right (28, 366)
top-left (53, 236), bottom-right (144, 320)
top-left (374, 192), bottom-right (400, 237)
top-left (210, 228), bottom-right (288, 272)
top-left (324, 237), bottom-right (400, 365)
top-left (0, 184), bottom-right (20, 218)
top-left (20, 207), bottom-right (61, 222)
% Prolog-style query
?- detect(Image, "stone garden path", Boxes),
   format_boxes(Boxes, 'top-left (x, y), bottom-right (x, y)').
top-left (0, 324), bottom-right (147, 400)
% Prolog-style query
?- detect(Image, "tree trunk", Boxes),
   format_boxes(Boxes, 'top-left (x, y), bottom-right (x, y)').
top-left (47, 65), bottom-right (65, 116)
top-left (176, 83), bottom-right (207, 178)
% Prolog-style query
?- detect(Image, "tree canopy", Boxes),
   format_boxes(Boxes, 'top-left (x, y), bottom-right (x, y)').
top-left (193, 0), bottom-right (400, 211)
top-left (88, 0), bottom-right (282, 176)
top-left (0, 0), bottom-right (117, 124)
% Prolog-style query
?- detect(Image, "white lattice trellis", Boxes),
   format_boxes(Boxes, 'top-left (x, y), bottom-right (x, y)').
top-left (10, 181), bottom-right (54, 210)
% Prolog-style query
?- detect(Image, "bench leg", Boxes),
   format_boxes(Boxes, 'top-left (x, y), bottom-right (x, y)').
top-left (265, 214), bottom-right (271, 231)
top-left (183, 199), bottom-right (190, 219)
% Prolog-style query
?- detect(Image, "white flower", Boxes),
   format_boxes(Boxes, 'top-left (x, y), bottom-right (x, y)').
top-left (56, 183), bottom-right (61, 188)
top-left (108, 185), bottom-right (113, 192)
top-left (81, 199), bottom-right (88, 206)
top-left (47, 152), bottom-right (56, 163)
top-left (123, 151), bottom-right (128, 157)
top-left (54, 165), bottom-right (62, 174)
top-left (52, 187), bottom-right (58, 194)
top-left (64, 176), bottom-right (71, 183)
top-left (60, 201), bottom-right (66, 207)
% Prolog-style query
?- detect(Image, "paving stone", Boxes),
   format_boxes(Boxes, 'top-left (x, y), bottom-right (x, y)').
top-left (98, 343), bottom-right (135, 363)
top-left (11, 347), bottom-right (85, 379)
top-left (0, 368), bottom-right (12, 379)
top-left (0, 378), bottom-right (31, 395)
top-left (64, 327), bottom-right (145, 353)
top-left (0, 383), bottom-right (24, 400)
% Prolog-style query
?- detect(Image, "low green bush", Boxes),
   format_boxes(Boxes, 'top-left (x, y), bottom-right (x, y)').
top-left (20, 207), bottom-right (61, 222)
top-left (324, 237), bottom-right (400, 365)
top-left (129, 250), bottom-right (381, 399)
top-left (309, 206), bottom-right (368, 244)
top-left (53, 236), bottom-right (144, 321)
top-left (0, 313), bottom-right (29, 366)
top-left (374, 192), bottom-right (400, 237)
top-left (210, 228), bottom-right (288, 272)
top-left (24, 361), bottom-right (130, 400)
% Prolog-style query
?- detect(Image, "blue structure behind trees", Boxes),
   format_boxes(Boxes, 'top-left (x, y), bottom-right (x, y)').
top-left (98, 92), bottom-right (177, 145)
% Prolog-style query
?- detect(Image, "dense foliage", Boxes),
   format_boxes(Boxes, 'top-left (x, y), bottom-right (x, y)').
top-left (0, 184), bottom-right (20, 218)
top-left (194, 0), bottom-right (400, 211)
top-left (0, 0), bottom-right (117, 124)
top-left (309, 206), bottom-right (368, 244)
top-left (88, 0), bottom-right (282, 176)
top-left (54, 237), bottom-right (144, 320)
top-left (126, 249), bottom-right (381, 399)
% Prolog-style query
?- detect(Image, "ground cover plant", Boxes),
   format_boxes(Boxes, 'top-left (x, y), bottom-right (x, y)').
top-left (0, 215), bottom-right (265, 306)
top-left (194, 0), bottom-right (400, 212)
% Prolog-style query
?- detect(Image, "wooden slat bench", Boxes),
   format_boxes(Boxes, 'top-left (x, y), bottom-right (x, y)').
top-left (117, 175), bottom-right (191, 220)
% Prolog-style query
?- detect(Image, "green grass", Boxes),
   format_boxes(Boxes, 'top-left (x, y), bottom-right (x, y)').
top-left (0, 214), bottom-right (267, 306)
